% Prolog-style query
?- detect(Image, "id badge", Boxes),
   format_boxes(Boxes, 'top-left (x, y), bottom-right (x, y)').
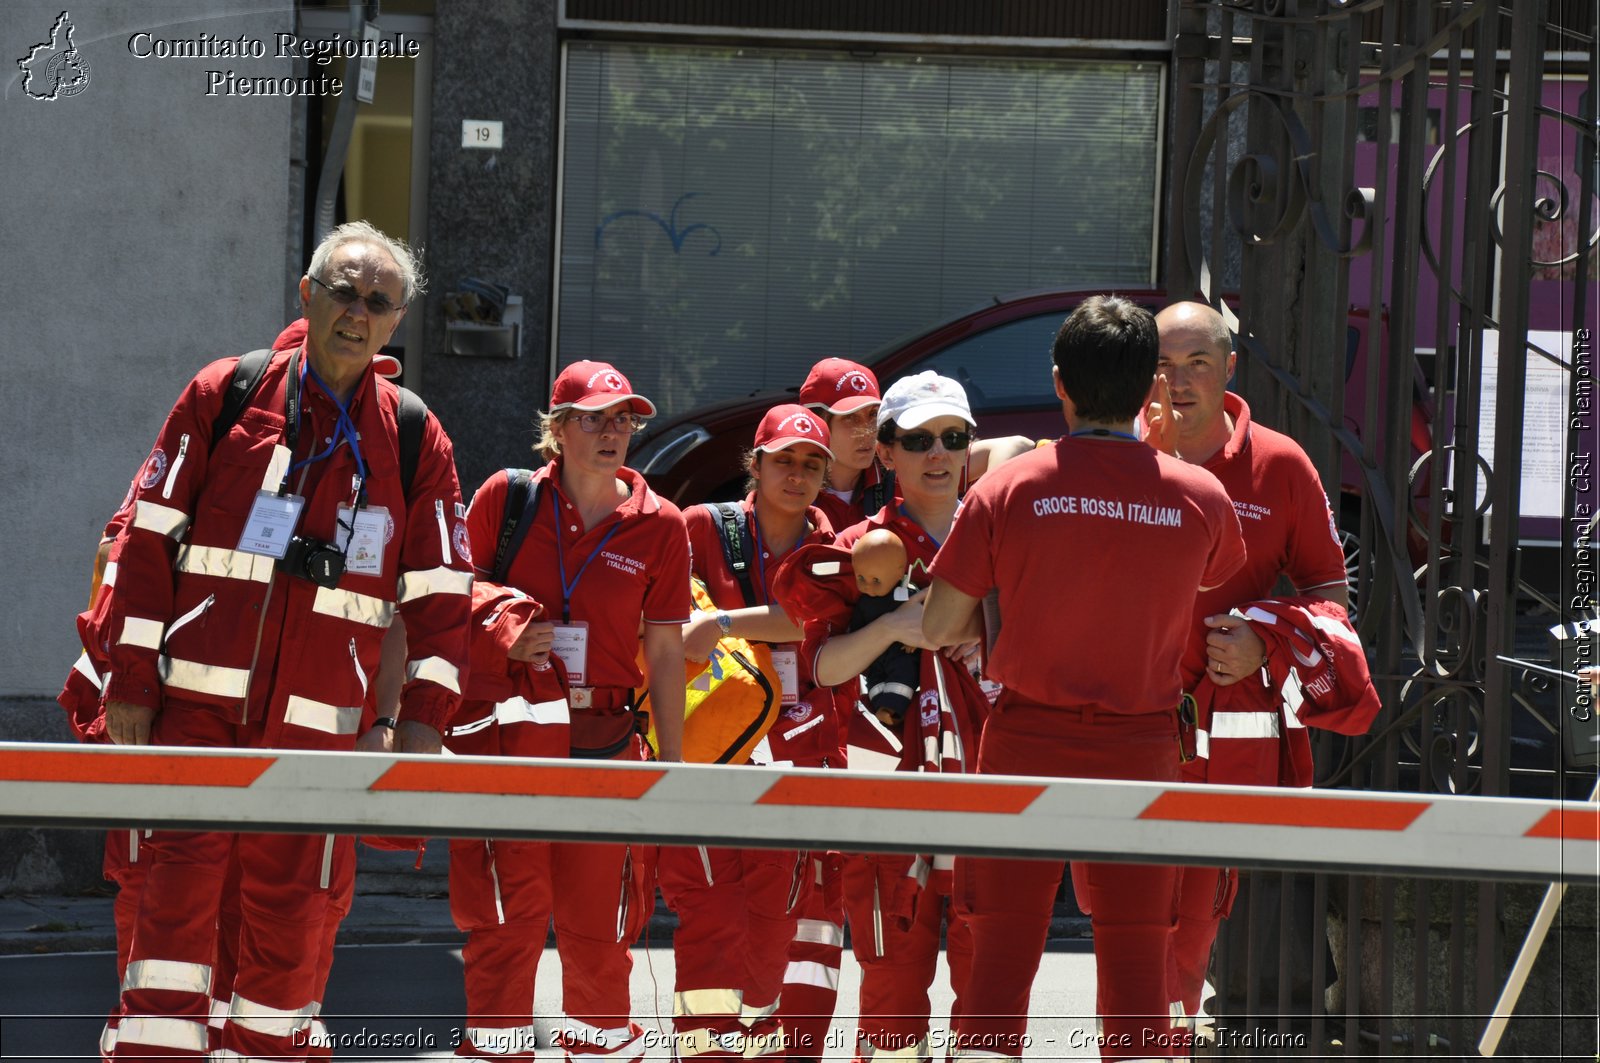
top-left (552, 622), bottom-right (590, 687)
top-left (772, 644), bottom-right (800, 707)
top-left (336, 505), bottom-right (389, 577)
top-left (238, 491), bottom-right (304, 559)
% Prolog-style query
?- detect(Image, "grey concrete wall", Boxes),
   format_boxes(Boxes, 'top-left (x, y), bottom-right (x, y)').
top-left (0, 1), bottom-right (297, 705)
top-left (419, 0), bottom-right (559, 496)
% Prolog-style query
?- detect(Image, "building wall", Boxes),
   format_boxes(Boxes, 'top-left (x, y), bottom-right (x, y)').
top-left (0, 0), bottom-right (298, 885)
top-left (1, 1), bottom-right (297, 703)
top-left (419, 0), bottom-right (560, 495)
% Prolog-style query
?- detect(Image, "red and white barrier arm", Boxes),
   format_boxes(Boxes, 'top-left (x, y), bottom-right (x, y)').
top-left (0, 742), bottom-right (1593, 883)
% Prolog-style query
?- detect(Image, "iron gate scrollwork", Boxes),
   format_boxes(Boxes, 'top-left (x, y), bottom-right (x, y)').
top-left (1164, 0), bottom-right (1596, 1056)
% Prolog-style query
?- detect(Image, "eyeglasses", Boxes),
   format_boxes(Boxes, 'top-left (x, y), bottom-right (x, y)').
top-left (309, 275), bottom-right (404, 316)
top-left (573, 410), bottom-right (647, 434)
top-left (894, 429), bottom-right (972, 452)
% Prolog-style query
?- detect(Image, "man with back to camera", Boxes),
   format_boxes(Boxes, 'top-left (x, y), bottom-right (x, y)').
top-left (1145, 302), bottom-right (1354, 1031)
top-left (101, 221), bottom-right (472, 1060)
top-left (921, 295), bottom-right (1247, 1061)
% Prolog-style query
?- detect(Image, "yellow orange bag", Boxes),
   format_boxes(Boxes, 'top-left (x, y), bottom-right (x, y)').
top-left (638, 579), bottom-right (781, 764)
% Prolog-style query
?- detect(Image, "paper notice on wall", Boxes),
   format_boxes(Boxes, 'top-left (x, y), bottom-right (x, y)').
top-left (1477, 329), bottom-right (1571, 522)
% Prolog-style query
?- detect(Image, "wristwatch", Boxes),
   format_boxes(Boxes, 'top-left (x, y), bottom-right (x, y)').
top-left (715, 611), bottom-right (732, 636)
top-left (373, 716), bottom-right (398, 730)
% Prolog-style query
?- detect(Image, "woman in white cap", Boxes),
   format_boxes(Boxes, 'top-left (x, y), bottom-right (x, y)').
top-left (447, 360), bottom-right (690, 1063)
top-left (776, 370), bottom-right (994, 1063)
top-left (660, 402), bottom-right (841, 1062)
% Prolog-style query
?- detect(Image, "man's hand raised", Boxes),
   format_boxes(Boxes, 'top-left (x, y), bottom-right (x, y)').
top-left (1143, 374), bottom-right (1182, 456)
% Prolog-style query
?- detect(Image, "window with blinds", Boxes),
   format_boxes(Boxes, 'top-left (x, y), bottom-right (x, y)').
top-left (557, 42), bottom-right (1162, 420)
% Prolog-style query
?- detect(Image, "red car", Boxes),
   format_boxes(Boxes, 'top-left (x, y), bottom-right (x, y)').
top-left (630, 287), bottom-right (1132, 505)
top-left (629, 286), bottom-right (1439, 623)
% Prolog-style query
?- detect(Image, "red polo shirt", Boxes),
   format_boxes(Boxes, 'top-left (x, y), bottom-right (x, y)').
top-left (1181, 393), bottom-right (1347, 686)
top-left (931, 436), bottom-right (1246, 714)
top-left (465, 462), bottom-right (691, 690)
top-left (685, 497), bottom-right (834, 690)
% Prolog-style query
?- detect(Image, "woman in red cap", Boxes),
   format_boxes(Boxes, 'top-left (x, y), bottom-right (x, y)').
top-left (448, 360), bottom-right (690, 1063)
top-left (660, 402), bottom-right (840, 1062)
top-left (798, 358), bottom-right (888, 536)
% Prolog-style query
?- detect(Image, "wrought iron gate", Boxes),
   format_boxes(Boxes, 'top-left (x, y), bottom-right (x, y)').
top-left (1163, 0), bottom-right (1597, 1056)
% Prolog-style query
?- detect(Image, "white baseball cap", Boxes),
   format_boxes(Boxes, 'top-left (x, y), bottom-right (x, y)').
top-left (877, 371), bottom-right (975, 430)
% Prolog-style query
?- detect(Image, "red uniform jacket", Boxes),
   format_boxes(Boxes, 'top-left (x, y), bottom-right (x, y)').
top-left (446, 581), bottom-right (571, 760)
top-left (772, 506), bottom-right (990, 777)
top-left (1190, 598), bottom-right (1380, 786)
top-left (103, 349), bottom-right (472, 741)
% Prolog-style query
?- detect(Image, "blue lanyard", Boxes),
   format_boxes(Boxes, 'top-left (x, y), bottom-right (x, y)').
top-left (552, 489), bottom-right (622, 623)
top-left (897, 504), bottom-right (942, 549)
top-left (285, 358), bottom-right (368, 495)
top-left (1069, 428), bottom-right (1140, 442)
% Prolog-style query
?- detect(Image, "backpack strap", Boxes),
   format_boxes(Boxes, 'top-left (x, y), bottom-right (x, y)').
top-left (212, 348), bottom-right (274, 449)
top-left (218, 348), bottom-right (429, 499)
top-left (492, 468), bottom-right (542, 584)
top-left (862, 467), bottom-right (895, 516)
top-left (705, 501), bottom-right (759, 607)
top-left (395, 386), bottom-right (427, 497)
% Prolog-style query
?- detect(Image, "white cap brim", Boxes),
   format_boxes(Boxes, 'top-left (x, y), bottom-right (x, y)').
top-left (885, 400), bottom-right (976, 430)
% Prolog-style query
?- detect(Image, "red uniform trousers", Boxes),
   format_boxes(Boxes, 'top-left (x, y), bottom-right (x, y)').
top-left (659, 844), bottom-right (808, 1058)
top-left (954, 702), bottom-right (1184, 1062)
top-left (100, 829), bottom-right (151, 1061)
top-left (841, 857), bottom-right (971, 1061)
top-left (113, 704), bottom-right (341, 1062)
top-left (1166, 865), bottom-right (1237, 1023)
top-left (779, 853), bottom-right (845, 1063)
top-left (449, 735), bottom-right (654, 1062)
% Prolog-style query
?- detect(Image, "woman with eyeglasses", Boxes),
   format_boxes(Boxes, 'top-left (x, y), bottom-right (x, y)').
top-left (772, 370), bottom-right (994, 1063)
top-left (447, 360), bottom-right (690, 1063)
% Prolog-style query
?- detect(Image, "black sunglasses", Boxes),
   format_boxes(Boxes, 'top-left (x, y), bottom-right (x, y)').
top-left (894, 429), bottom-right (972, 453)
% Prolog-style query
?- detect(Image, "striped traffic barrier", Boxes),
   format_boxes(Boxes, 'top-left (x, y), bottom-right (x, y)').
top-left (0, 741), bottom-right (1593, 883)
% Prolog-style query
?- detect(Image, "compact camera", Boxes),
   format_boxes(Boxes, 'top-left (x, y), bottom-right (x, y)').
top-left (278, 535), bottom-right (346, 589)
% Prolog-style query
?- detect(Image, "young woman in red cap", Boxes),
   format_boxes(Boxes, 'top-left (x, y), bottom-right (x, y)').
top-left (660, 403), bottom-right (839, 1062)
top-left (781, 359), bottom-right (886, 1059)
top-left (448, 360), bottom-right (690, 1063)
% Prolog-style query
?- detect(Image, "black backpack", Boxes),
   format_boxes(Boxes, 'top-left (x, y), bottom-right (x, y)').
top-left (489, 468), bottom-right (543, 582)
top-left (702, 501), bottom-right (760, 607)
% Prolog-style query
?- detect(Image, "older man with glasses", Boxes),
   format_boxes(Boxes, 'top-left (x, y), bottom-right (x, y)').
top-left (101, 221), bottom-right (472, 1061)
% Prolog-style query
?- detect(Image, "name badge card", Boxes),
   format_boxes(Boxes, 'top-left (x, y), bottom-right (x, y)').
top-left (552, 622), bottom-right (590, 687)
top-left (239, 492), bottom-right (304, 559)
top-left (772, 644), bottom-right (800, 707)
top-left (336, 505), bottom-right (389, 577)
